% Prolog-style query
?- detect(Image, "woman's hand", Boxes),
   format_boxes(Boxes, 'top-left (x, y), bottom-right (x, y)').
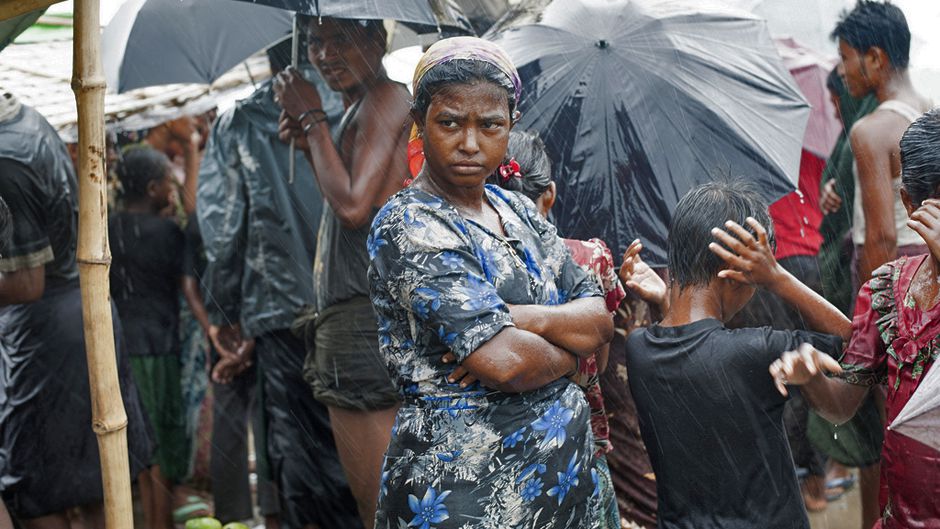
top-left (769, 343), bottom-right (843, 397)
top-left (442, 352), bottom-right (478, 388)
top-left (708, 217), bottom-right (784, 287)
top-left (272, 66), bottom-right (324, 121)
top-left (907, 198), bottom-right (940, 263)
top-left (819, 178), bottom-right (843, 214)
top-left (619, 239), bottom-right (667, 309)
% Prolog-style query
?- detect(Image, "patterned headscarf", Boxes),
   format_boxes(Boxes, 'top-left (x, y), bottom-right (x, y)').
top-left (407, 37), bottom-right (521, 181)
top-left (412, 36), bottom-right (521, 109)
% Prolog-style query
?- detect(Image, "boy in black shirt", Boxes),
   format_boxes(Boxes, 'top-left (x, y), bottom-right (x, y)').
top-left (109, 146), bottom-right (186, 529)
top-left (619, 181), bottom-right (850, 528)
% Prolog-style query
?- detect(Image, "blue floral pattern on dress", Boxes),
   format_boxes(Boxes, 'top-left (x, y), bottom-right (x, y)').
top-left (369, 186), bottom-right (602, 529)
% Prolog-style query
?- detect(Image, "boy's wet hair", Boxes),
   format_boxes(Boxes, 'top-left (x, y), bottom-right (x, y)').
top-left (116, 145), bottom-right (170, 201)
top-left (668, 180), bottom-right (774, 290)
top-left (831, 0), bottom-right (910, 69)
top-left (900, 108), bottom-right (940, 206)
top-left (491, 130), bottom-right (553, 200)
top-left (412, 59), bottom-right (518, 119)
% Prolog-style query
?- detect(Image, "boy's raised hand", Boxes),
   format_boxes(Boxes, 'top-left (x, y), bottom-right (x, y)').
top-left (907, 199), bottom-right (940, 263)
top-left (769, 343), bottom-right (843, 397)
top-left (619, 239), bottom-right (667, 309)
top-left (708, 217), bottom-right (783, 287)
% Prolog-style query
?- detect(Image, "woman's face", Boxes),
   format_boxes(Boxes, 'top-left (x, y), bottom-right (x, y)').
top-left (418, 81), bottom-right (512, 190)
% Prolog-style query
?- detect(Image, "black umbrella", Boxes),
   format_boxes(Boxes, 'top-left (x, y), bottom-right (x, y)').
top-left (230, 0), bottom-right (473, 34)
top-left (486, 0), bottom-right (809, 265)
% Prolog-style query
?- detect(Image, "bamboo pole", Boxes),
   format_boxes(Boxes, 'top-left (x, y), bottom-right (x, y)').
top-left (0, 0), bottom-right (63, 21)
top-left (71, 1), bottom-right (134, 528)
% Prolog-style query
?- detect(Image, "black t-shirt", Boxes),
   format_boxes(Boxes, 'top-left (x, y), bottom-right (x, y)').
top-left (0, 158), bottom-right (78, 285)
top-left (109, 211), bottom-right (184, 356)
top-left (626, 319), bottom-right (842, 529)
top-left (182, 212), bottom-right (205, 280)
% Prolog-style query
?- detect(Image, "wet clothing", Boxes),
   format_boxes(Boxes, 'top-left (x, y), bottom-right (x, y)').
top-left (727, 255), bottom-right (827, 477)
top-left (0, 101), bottom-right (152, 518)
top-left (817, 89), bottom-right (878, 316)
top-left (840, 255), bottom-right (940, 528)
top-left (307, 98), bottom-right (398, 410)
top-left (110, 212), bottom-right (184, 357)
top-left (851, 100), bottom-right (929, 248)
top-left (210, 362), bottom-right (280, 522)
top-left (302, 296), bottom-right (398, 410)
top-left (197, 77), bottom-right (358, 529)
top-left (182, 212), bottom-right (206, 281)
top-left (770, 150), bottom-right (825, 260)
top-left (255, 330), bottom-right (362, 529)
top-left (197, 76), bottom-right (342, 337)
top-left (109, 211), bottom-right (188, 480)
top-left (370, 185), bottom-right (603, 529)
top-left (129, 354), bottom-right (189, 481)
top-left (563, 237), bottom-right (625, 455)
top-left (602, 303), bottom-right (658, 529)
top-left (626, 320), bottom-right (842, 529)
top-left (564, 238), bottom-right (624, 529)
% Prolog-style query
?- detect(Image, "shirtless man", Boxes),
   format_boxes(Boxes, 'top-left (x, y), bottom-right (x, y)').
top-left (274, 17), bottom-right (411, 529)
top-left (833, 0), bottom-right (932, 285)
top-left (829, 3), bottom-right (931, 528)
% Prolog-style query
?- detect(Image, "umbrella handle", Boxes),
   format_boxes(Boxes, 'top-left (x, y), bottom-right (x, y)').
top-left (289, 14), bottom-right (300, 184)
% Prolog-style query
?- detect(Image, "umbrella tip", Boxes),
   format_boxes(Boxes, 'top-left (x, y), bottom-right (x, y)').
top-left (596, 39), bottom-right (610, 49)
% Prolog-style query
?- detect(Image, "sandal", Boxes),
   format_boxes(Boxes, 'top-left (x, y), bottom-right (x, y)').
top-left (173, 495), bottom-right (213, 523)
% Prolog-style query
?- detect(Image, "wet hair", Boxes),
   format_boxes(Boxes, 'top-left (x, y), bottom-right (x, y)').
top-left (490, 130), bottom-right (552, 201)
top-left (668, 180), bottom-right (774, 290)
top-left (0, 196), bottom-right (11, 258)
top-left (825, 67), bottom-right (841, 94)
top-left (116, 145), bottom-right (171, 201)
top-left (900, 108), bottom-right (940, 206)
top-left (412, 59), bottom-right (518, 120)
top-left (831, 1), bottom-right (910, 69)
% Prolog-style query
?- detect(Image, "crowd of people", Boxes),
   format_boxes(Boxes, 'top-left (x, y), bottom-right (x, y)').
top-left (0, 1), bottom-right (938, 529)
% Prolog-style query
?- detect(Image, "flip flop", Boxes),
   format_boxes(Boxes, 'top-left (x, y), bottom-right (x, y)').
top-left (826, 475), bottom-right (857, 492)
top-left (825, 475), bottom-right (856, 502)
top-left (173, 495), bottom-right (212, 523)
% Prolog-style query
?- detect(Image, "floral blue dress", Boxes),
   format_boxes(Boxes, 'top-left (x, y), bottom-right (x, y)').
top-left (368, 185), bottom-right (602, 529)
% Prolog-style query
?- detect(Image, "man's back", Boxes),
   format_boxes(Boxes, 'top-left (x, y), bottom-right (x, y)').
top-left (626, 320), bottom-right (841, 529)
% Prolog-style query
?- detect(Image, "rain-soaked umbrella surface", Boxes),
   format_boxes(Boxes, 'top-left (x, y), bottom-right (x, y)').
top-left (102, 0), bottom-right (292, 93)
top-left (487, 0), bottom-right (810, 265)
top-left (229, 0), bottom-right (473, 34)
top-left (889, 361), bottom-right (940, 453)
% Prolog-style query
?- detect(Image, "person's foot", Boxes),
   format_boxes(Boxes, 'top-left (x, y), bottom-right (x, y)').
top-left (801, 475), bottom-right (828, 512)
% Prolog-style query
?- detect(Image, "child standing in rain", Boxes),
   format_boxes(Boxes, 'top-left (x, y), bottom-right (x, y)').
top-left (492, 130), bottom-right (626, 529)
top-left (109, 146), bottom-right (187, 529)
top-left (772, 109), bottom-right (940, 528)
top-left (619, 181), bottom-right (850, 528)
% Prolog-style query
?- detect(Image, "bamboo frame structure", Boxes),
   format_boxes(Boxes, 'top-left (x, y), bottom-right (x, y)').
top-left (71, 0), bottom-right (134, 527)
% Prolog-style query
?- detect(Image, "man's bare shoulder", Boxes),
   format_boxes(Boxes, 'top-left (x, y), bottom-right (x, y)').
top-left (358, 80), bottom-right (411, 119)
top-left (851, 110), bottom-right (907, 151)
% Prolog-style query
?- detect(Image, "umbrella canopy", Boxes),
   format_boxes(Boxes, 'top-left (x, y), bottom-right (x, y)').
top-left (776, 37), bottom-right (840, 159)
top-left (487, 0), bottom-right (809, 265)
top-left (889, 361), bottom-right (940, 453)
top-left (230, 0), bottom-right (473, 34)
top-left (102, 0), bottom-right (292, 93)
